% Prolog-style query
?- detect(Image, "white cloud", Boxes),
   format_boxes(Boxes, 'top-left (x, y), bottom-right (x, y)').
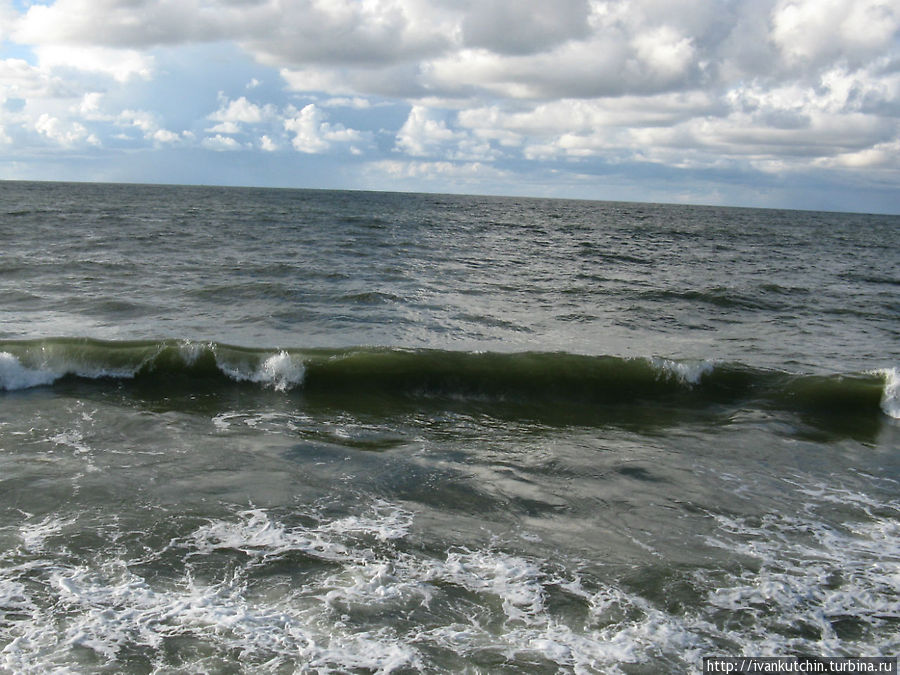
top-left (152, 128), bottom-right (180, 144)
top-left (322, 97), bottom-right (372, 109)
top-left (34, 112), bottom-right (98, 146)
top-left (209, 95), bottom-right (268, 125)
top-left (206, 121), bottom-right (241, 134)
top-left (631, 26), bottom-right (695, 82)
top-left (32, 45), bottom-right (154, 82)
top-left (0, 1), bottom-right (17, 44)
top-left (367, 159), bottom-right (510, 182)
top-left (76, 92), bottom-right (103, 116)
top-left (14, 0), bottom-right (232, 48)
top-left (1, 0), bottom-right (898, 209)
top-left (816, 139), bottom-right (900, 169)
top-left (117, 108), bottom-right (182, 144)
top-left (395, 105), bottom-right (462, 156)
top-left (283, 103), bottom-right (365, 153)
top-left (259, 134), bottom-right (277, 151)
top-left (771, 0), bottom-right (899, 69)
top-left (283, 104), bottom-right (331, 153)
top-left (0, 58), bottom-right (70, 99)
top-left (202, 133), bottom-right (244, 151)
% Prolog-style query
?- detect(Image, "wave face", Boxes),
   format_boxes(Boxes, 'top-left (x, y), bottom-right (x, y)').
top-left (1, 338), bottom-right (895, 421)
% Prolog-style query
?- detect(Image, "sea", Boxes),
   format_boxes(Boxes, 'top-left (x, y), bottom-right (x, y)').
top-left (0, 180), bottom-right (897, 673)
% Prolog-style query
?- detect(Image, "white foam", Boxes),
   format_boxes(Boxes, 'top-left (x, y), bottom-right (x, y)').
top-left (217, 350), bottom-right (305, 392)
top-left (19, 515), bottom-right (76, 553)
top-left (704, 483), bottom-right (900, 655)
top-left (320, 501), bottom-right (413, 542)
top-left (211, 411), bottom-right (240, 431)
top-left (321, 560), bottom-right (433, 616)
top-left (1, 491), bottom-right (896, 672)
top-left (189, 509), bottom-right (352, 562)
top-left (299, 632), bottom-right (423, 673)
top-left (50, 430), bottom-right (92, 455)
top-left (176, 339), bottom-right (209, 365)
top-left (0, 352), bottom-right (59, 391)
top-left (0, 349), bottom-right (148, 392)
top-left (650, 357), bottom-right (715, 385)
top-left (871, 367), bottom-right (900, 419)
top-left (425, 549), bottom-right (547, 624)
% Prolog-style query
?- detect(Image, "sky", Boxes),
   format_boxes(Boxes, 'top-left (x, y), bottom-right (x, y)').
top-left (0, 0), bottom-right (899, 213)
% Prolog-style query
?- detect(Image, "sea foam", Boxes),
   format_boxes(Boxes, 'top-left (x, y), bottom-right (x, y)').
top-left (216, 350), bottom-right (305, 392)
top-left (872, 367), bottom-right (900, 419)
top-left (650, 356), bottom-right (715, 385)
top-left (0, 352), bottom-right (59, 391)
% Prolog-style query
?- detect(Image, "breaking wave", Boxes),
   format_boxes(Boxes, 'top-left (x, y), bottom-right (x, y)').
top-left (0, 338), bottom-right (896, 420)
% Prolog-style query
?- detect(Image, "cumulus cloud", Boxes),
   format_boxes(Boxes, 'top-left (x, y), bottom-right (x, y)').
top-left (206, 95), bottom-right (275, 133)
top-left (13, 0), bottom-right (243, 48)
top-left (1, 0), bottom-right (898, 208)
top-left (117, 109), bottom-right (183, 144)
top-left (210, 95), bottom-right (268, 124)
top-left (259, 134), bottom-right (277, 151)
top-left (31, 45), bottom-right (154, 82)
top-left (0, 58), bottom-right (72, 100)
top-left (395, 106), bottom-right (461, 156)
top-left (460, 0), bottom-right (591, 55)
top-left (771, 0), bottom-right (899, 69)
top-left (283, 103), bottom-right (366, 154)
top-left (202, 133), bottom-right (244, 151)
top-left (34, 113), bottom-right (99, 146)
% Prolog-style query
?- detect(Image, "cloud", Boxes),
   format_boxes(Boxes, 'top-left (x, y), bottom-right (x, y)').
top-left (283, 103), bottom-right (366, 154)
top-left (771, 0), bottom-right (899, 69)
top-left (209, 95), bottom-right (268, 124)
top-left (0, 57), bottom-right (77, 102)
top-left (395, 105), bottom-right (461, 156)
top-left (13, 0), bottom-right (240, 48)
top-left (206, 94), bottom-right (274, 133)
top-left (0, 1), bottom-right (17, 44)
top-left (460, 0), bottom-right (591, 55)
top-left (202, 133), bottom-right (244, 151)
top-left (259, 134), bottom-right (277, 151)
top-left (1, 0), bottom-right (899, 210)
top-left (30, 45), bottom-right (154, 82)
top-left (34, 112), bottom-right (98, 146)
top-left (244, 1), bottom-right (452, 68)
top-left (366, 159), bottom-right (510, 183)
top-left (322, 97), bottom-right (372, 109)
top-left (816, 139), bottom-right (900, 169)
top-left (117, 108), bottom-right (183, 144)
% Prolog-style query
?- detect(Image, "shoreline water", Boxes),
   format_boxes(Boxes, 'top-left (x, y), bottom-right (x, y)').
top-left (1, 182), bottom-right (897, 672)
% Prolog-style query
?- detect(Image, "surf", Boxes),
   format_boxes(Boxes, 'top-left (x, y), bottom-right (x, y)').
top-left (0, 338), bottom-right (895, 422)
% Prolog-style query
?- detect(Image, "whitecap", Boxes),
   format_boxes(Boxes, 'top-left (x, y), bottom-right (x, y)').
top-left (189, 509), bottom-right (351, 562)
top-left (0, 352), bottom-right (59, 391)
top-left (216, 350), bottom-right (305, 392)
top-left (650, 357), bottom-right (715, 386)
top-left (870, 367), bottom-right (899, 419)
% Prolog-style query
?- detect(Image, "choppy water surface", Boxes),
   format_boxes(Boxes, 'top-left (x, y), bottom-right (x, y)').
top-left (0, 181), bottom-right (897, 673)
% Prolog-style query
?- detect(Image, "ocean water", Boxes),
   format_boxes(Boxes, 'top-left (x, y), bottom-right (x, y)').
top-left (0, 180), bottom-right (897, 673)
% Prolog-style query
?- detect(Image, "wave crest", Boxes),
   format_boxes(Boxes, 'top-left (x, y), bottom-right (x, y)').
top-left (870, 367), bottom-right (900, 419)
top-left (0, 339), bottom-right (894, 422)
